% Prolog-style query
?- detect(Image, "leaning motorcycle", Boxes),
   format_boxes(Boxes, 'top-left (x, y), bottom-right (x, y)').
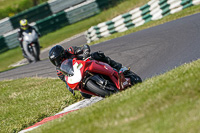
top-left (22, 29), bottom-right (40, 63)
top-left (60, 57), bottom-right (142, 97)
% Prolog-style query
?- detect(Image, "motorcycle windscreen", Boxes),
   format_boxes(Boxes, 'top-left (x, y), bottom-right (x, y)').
top-left (60, 59), bottom-right (74, 76)
top-left (23, 29), bottom-right (38, 43)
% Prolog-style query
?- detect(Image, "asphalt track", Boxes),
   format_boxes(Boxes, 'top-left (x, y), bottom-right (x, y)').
top-left (0, 13), bottom-right (200, 81)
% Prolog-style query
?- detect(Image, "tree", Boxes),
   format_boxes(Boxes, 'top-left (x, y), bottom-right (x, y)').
top-left (32, 0), bottom-right (39, 6)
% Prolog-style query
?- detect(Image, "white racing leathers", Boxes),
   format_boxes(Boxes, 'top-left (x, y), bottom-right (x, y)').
top-left (22, 29), bottom-right (40, 63)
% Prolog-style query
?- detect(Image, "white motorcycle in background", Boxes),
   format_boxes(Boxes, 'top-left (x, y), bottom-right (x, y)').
top-left (22, 29), bottom-right (40, 63)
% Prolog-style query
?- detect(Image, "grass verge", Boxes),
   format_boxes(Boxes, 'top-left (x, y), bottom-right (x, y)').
top-left (0, 0), bottom-right (200, 71)
top-left (0, 0), bottom-right (48, 19)
top-left (31, 59), bottom-right (200, 133)
top-left (0, 1), bottom-right (200, 72)
top-left (0, 48), bottom-right (22, 72)
top-left (0, 77), bottom-right (82, 133)
top-left (1, 50), bottom-right (199, 132)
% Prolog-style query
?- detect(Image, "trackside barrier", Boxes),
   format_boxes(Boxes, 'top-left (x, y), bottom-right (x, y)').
top-left (0, 36), bottom-right (8, 53)
top-left (36, 0), bottom-right (100, 36)
top-left (95, 0), bottom-right (111, 8)
top-left (0, 18), bottom-right (13, 36)
top-left (65, 0), bottom-right (100, 24)
top-left (0, 0), bottom-right (87, 36)
top-left (3, 29), bottom-right (20, 49)
top-left (96, 0), bottom-right (124, 9)
top-left (48, 0), bottom-right (86, 13)
top-left (36, 11), bottom-right (69, 36)
top-left (10, 2), bottom-right (52, 29)
top-left (85, 0), bottom-right (200, 43)
top-left (1, 22), bottom-right (39, 51)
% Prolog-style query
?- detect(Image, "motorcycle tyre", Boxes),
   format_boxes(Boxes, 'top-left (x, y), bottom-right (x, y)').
top-left (29, 44), bottom-right (40, 62)
top-left (31, 45), bottom-right (38, 62)
top-left (86, 80), bottom-right (116, 97)
top-left (28, 45), bottom-right (36, 62)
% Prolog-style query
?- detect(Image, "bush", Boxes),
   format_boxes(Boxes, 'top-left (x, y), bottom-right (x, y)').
top-left (0, 0), bottom-right (48, 19)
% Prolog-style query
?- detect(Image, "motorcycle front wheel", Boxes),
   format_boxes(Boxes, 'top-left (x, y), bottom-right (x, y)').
top-left (85, 79), bottom-right (117, 97)
top-left (29, 43), bottom-right (40, 62)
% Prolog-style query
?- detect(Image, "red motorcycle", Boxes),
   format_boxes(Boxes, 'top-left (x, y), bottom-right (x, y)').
top-left (60, 57), bottom-right (142, 97)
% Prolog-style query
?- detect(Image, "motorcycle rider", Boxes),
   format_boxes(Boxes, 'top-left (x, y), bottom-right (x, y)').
top-left (49, 44), bottom-right (122, 98)
top-left (18, 19), bottom-right (41, 63)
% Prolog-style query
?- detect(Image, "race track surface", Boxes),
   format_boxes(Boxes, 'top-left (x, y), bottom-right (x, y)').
top-left (0, 13), bottom-right (200, 81)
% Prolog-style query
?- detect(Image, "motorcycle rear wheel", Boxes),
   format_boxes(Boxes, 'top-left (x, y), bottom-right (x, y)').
top-left (86, 80), bottom-right (116, 97)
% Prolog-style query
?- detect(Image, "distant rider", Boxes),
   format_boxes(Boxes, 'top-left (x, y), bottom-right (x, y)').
top-left (18, 19), bottom-right (41, 63)
top-left (48, 45), bottom-right (122, 98)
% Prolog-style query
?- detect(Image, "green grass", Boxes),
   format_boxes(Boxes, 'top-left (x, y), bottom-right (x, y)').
top-left (1, 57), bottom-right (199, 133)
top-left (0, 77), bottom-right (83, 133)
top-left (0, 0), bottom-right (28, 9)
top-left (1, 1), bottom-right (200, 72)
top-left (0, 48), bottom-right (22, 72)
top-left (1, 1), bottom-right (200, 133)
top-left (30, 59), bottom-right (200, 133)
top-left (0, 0), bottom-right (48, 18)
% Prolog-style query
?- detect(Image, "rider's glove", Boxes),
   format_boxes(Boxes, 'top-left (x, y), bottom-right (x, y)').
top-left (83, 49), bottom-right (90, 59)
top-left (83, 44), bottom-right (90, 59)
top-left (18, 37), bottom-right (22, 41)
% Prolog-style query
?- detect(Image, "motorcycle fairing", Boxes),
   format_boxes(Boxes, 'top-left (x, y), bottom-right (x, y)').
top-left (88, 61), bottom-right (114, 76)
top-left (87, 60), bottom-right (131, 90)
top-left (61, 59), bottom-right (74, 76)
top-left (84, 60), bottom-right (122, 89)
top-left (65, 62), bottom-right (82, 89)
top-left (63, 58), bottom-right (132, 96)
top-left (22, 29), bottom-right (38, 43)
top-left (66, 62), bottom-right (82, 84)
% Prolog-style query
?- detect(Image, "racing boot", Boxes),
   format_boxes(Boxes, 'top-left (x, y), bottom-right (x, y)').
top-left (120, 67), bottom-right (142, 85)
top-left (105, 57), bottom-right (122, 72)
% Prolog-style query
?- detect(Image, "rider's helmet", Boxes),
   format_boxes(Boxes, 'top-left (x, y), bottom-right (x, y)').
top-left (49, 45), bottom-right (65, 66)
top-left (19, 19), bottom-right (29, 30)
